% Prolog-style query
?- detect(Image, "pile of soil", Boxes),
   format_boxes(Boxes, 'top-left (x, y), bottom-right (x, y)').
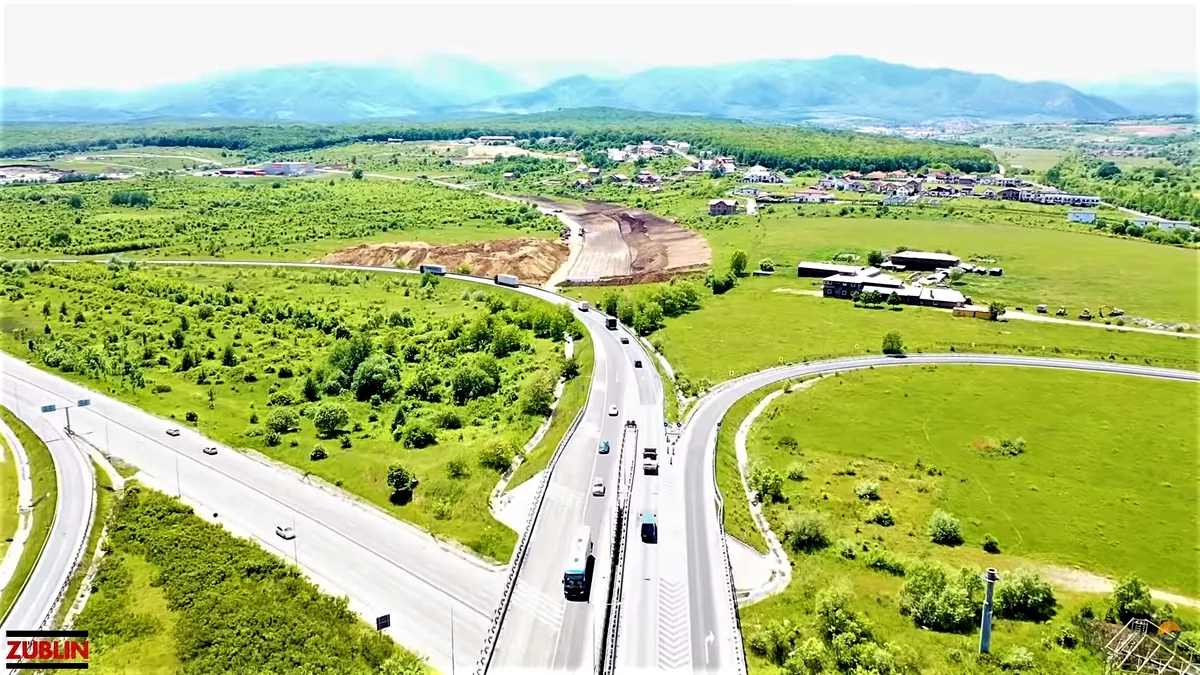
top-left (319, 238), bottom-right (569, 285)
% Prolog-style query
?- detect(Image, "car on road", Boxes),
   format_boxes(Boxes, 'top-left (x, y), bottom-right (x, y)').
top-left (202, 446), bottom-right (218, 456)
top-left (609, 405), bottom-right (618, 416)
top-left (553, 209), bottom-right (563, 213)
top-left (640, 511), bottom-right (658, 543)
top-left (166, 428), bottom-right (180, 437)
top-left (634, 360), bottom-right (643, 368)
top-left (643, 447), bottom-right (657, 460)
top-left (599, 441), bottom-right (610, 454)
top-left (275, 525), bottom-right (296, 540)
top-left (620, 336), bottom-right (630, 344)
top-left (643, 461), bottom-right (659, 475)
top-left (591, 478), bottom-right (605, 496)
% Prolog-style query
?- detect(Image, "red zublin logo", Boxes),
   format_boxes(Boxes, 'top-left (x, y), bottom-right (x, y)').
top-left (5, 630), bottom-right (89, 670)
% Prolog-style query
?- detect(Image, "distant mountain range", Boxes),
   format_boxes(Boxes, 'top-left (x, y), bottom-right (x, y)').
top-left (1075, 74), bottom-right (1197, 116)
top-left (3, 55), bottom-right (1181, 125)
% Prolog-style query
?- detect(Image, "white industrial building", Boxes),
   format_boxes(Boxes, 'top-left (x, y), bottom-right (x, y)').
top-left (264, 161), bottom-right (314, 176)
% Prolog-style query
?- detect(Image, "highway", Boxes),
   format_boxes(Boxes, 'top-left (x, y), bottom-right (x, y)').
top-left (0, 386), bottom-right (93, 633)
top-left (488, 306), bottom-right (663, 673)
top-left (673, 353), bottom-right (1200, 672)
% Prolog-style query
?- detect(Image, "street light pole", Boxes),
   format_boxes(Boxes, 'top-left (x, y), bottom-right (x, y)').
top-left (980, 568), bottom-right (1000, 654)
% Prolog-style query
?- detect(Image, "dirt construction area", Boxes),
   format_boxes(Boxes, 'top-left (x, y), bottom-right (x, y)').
top-left (319, 237), bottom-right (569, 285)
top-left (523, 196), bottom-right (711, 285)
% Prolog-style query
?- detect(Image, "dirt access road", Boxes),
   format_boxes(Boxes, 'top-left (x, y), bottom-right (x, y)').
top-left (521, 196), bottom-right (711, 286)
top-left (319, 238), bottom-right (569, 285)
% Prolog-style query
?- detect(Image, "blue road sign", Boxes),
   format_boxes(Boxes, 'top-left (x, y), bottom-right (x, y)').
top-left (77, 399), bottom-right (91, 407)
top-left (40, 404), bottom-right (56, 413)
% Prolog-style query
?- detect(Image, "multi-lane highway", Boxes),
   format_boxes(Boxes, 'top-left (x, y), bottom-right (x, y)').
top-left (0, 388), bottom-right (93, 633)
top-left (673, 353), bottom-right (1200, 672)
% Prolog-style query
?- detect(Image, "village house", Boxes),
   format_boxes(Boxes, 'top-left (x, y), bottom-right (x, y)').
top-left (708, 199), bottom-right (738, 216)
top-left (797, 261), bottom-right (862, 277)
top-left (735, 186), bottom-right (764, 197)
top-left (607, 149), bottom-right (629, 163)
top-left (635, 171), bottom-right (661, 185)
top-left (981, 189), bottom-right (997, 199)
top-left (574, 179), bottom-right (593, 190)
top-left (610, 174), bottom-right (629, 183)
top-left (843, 171), bottom-right (863, 180)
top-left (1158, 220), bottom-right (1195, 231)
top-left (743, 164), bottom-right (787, 183)
top-left (924, 185), bottom-right (956, 198)
top-left (998, 187), bottom-right (1022, 201)
top-left (680, 166), bottom-right (705, 177)
top-left (587, 167), bottom-right (602, 178)
top-left (886, 170), bottom-right (908, 181)
top-left (502, 172), bottom-right (517, 181)
top-left (1067, 210), bottom-right (1097, 224)
top-left (954, 175), bottom-right (977, 186)
top-left (790, 189), bottom-right (835, 203)
top-left (864, 171), bottom-right (887, 181)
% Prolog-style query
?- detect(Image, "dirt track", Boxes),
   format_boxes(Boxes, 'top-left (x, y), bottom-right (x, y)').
top-left (521, 196), bottom-right (711, 285)
top-left (318, 238), bottom-right (569, 284)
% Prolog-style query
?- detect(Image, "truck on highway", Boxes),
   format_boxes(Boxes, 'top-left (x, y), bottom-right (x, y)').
top-left (605, 317), bottom-right (617, 330)
top-left (643, 447), bottom-right (657, 460)
top-left (563, 525), bottom-right (593, 600)
top-left (640, 511), bottom-right (657, 543)
top-left (419, 264), bottom-right (446, 276)
top-left (578, 301), bottom-right (589, 312)
top-left (493, 274), bottom-right (519, 287)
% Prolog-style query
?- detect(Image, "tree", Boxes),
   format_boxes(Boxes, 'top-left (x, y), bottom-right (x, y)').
top-left (927, 510), bottom-right (963, 546)
top-left (988, 301), bottom-right (1006, 321)
top-left (633, 300), bottom-right (664, 335)
top-left (899, 562), bottom-right (981, 633)
top-left (730, 249), bottom-right (749, 276)
top-left (1107, 575), bottom-right (1154, 624)
top-left (351, 353), bottom-right (395, 401)
top-left (312, 402), bottom-right (350, 437)
top-left (519, 370), bottom-right (557, 416)
top-left (561, 356), bottom-right (580, 380)
top-left (478, 441), bottom-right (516, 474)
top-left (994, 569), bottom-right (1057, 622)
top-left (49, 228), bottom-right (72, 247)
top-left (351, 168), bottom-right (364, 180)
top-left (1097, 162), bottom-right (1121, 179)
top-left (881, 331), bottom-right (905, 355)
top-left (867, 250), bottom-right (886, 266)
top-left (386, 464), bottom-right (414, 493)
top-left (450, 364), bottom-right (497, 404)
top-left (400, 420), bottom-right (437, 449)
top-left (221, 344), bottom-right (237, 367)
top-left (618, 301), bottom-right (635, 326)
top-left (749, 463), bottom-right (784, 503)
top-left (302, 374), bottom-right (321, 402)
top-left (887, 292), bottom-right (902, 308)
top-left (265, 408), bottom-right (299, 434)
top-left (601, 291), bottom-right (620, 316)
top-left (783, 511), bottom-right (830, 553)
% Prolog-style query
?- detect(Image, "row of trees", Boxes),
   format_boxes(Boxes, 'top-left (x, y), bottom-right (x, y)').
top-left (1045, 154), bottom-right (1200, 223)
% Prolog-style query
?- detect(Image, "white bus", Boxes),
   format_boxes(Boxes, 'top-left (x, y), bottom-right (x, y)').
top-left (562, 525), bottom-right (593, 599)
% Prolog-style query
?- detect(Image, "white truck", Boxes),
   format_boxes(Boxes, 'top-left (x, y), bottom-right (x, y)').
top-left (578, 301), bottom-right (589, 312)
top-left (494, 274), bottom-right (519, 287)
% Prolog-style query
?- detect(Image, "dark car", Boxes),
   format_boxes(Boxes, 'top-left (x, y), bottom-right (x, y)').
top-left (620, 337), bottom-right (630, 344)
top-left (634, 360), bottom-right (643, 368)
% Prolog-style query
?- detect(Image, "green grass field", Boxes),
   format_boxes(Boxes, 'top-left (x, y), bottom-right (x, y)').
top-left (737, 366), bottom-right (1199, 674)
top-left (746, 366), bottom-right (1198, 594)
top-left (84, 554), bottom-right (180, 675)
top-left (652, 277), bottom-right (1198, 385)
top-left (0, 407), bottom-right (57, 622)
top-left (0, 434), bottom-right (17, 563)
top-left (987, 146), bottom-right (1067, 173)
top-left (0, 263), bottom-right (587, 561)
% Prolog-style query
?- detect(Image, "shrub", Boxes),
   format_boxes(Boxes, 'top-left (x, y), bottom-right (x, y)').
top-left (782, 637), bottom-right (824, 675)
top-left (400, 420), bottom-right (437, 449)
top-left (386, 464), bottom-right (414, 493)
top-left (747, 619), bottom-right (800, 666)
top-left (749, 463), bottom-right (785, 503)
top-left (982, 533), bottom-right (1001, 554)
top-left (837, 539), bottom-right (857, 560)
top-left (999, 646), bottom-right (1035, 671)
top-left (994, 570), bottom-right (1057, 622)
top-left (432, 409), bottom-right (462, 430)
top-left (277, 366), bottom-right (294, 378)
top-left (151, 383), bottom-right (172, 394)
top-left (758, 258), bottom-right (774, 272)
top-left (898, 562), bottom-right (981, 633)
top-left (783, 511), bottom-right (830, 553)
top-left (777, 435), bottom-right (798, 451)
top-left (310, 446), bottom-right (327, 461)
top-left (854, 480), bottom-right (881, 501)
top-left (265, 408), bottom-right (299, 434)
top-left (445, 458), bottom-right (470, 479)
top-left (786, 463), bottom-right (807, 481)
top-left (265, 431), bottom-right (281, 447)
top-left (1106, 575), bottom-right (1154, 624)
top-left (312, 402), bottom-right (350, 437)
top-left (1053, 625), bottom-right (1079, 649)
top-left (927, 510), bottom-right (963, 546)
top-left (863, 548), bottom-right (906, 576)
top-left (249, 412), bottom-right (259, 424)
top-left (478, 442), bottom-right (516, 474)
top-left (881, 331), bottom-right (905, 355)
top-left (268, 391), bottom-right (294, 407)
top-left (184, 411), bottom-right (198, 423)
top-left (815, 584), bottom-right (871, 643)
top-left (864, 505), bottom-right (894, 527)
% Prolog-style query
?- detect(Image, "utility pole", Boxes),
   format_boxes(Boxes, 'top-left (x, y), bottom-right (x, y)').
top-left (980, 568), bottom-right (1000, 654)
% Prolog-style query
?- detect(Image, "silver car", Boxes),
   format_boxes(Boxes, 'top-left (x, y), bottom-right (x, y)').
top-left (608, 405), bottom-right (618, 416)
top-left (275, 526), bottom-right (296, 540)
top-left (591, 478), bottom-right (605, 496)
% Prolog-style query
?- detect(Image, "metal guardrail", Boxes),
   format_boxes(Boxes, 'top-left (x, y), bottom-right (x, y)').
top-left (473, 384), bottom-right (592, 675)
top-left (599, 424), bottom-right (638, 675)
top-left (40, 434), bottom-right (99, 630)
top-left (711, 486), bottom-right (748, 675)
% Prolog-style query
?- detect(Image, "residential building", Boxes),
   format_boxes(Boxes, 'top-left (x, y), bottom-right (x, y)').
top-left (955, 175), bottom-right (977, 186)
top-left (1067, 210), bottom-right (1097, 224)
top-left (882, 194), bottom-right (908, 206)
top-left (843, 171), bottom-right (863, 180)
top-left (1034, 192), bottom-right (1101, 207)
top-left (708, 199), bottom-right (738, 216)
top-left (574, 179), bottom-right (593, 190)
top-left (635, 171), bottom-right (661, 184)
top-left (888, 251), bottom-right (961, 270)
top-left (925, 185), bottom-right (956, 197)
top-left (478, 136), bottom-right (516, 145)
top-left (790, 189), bottom-right (834, 203)
top-left (264, 161), bottom-right (314, 175)
top-left (735, 186), bottom-right (763, 196)
top-left (886, 170), bottom-right (908, 180)
top-left (610, 174), bottom-right (629, 183)
top-left (503, 172), bottom-right (517, 181)
top-left (1159, 220), bottom-right (1195, 231)
top-left (864, 171), bottom-right (887, 181)
top-left (920, 287), bottom-right (967, 308)
top-left (680, 166), bottom-right (704, 176)
top-left (744, 164), bottom-right (786, 183)
top-left (797, 261), bottom-right (861, 277)
top-left (823, 271), bottom-right (904, 298)
top-left (607, 149), bottom-right (628, 162)
top-left (998, 187), bottom-right (1022, 201)
top-left (587, 167), bottom-right (602, 178)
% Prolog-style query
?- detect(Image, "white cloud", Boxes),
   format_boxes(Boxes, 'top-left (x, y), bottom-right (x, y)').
top-left (2, 2), bottom-right (1195, 90)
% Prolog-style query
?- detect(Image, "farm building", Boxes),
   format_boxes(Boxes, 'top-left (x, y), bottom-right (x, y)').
top-left (882, 194), bottom-right (908, 206)
top-left (610, 174), bottom-right (629, 183)
top-left (888, 251), bottom-right (961, 270)
top-left (264, 161), bottom-right (314, 176)
top-left (478, 136), bottom-right (516, 145)
top-left (1067, 210), bottom-right (1097, 224)
top-left (680, 166), bottom-right (704, 176)
top-left (920, 287), bottom-right (967, 308)
top-left (1158, 220), bottom-right (1194, 231)
top-left (503, 172), bottom-right (517, 181)
top-left (790, 189), bottom-right (834, 203)
top-left (797, 261), bottom-right (861, 277)
top-left (1033, 192), bottom-right (1101, 207)
top-left (708, 199), bottom-right (738, 216)
top-left (822, 271), bottom-right (904, 298)
top-left (954, 305), bottom-right (993, 319)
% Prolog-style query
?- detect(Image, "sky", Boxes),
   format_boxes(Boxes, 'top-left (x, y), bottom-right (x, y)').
top-left (2, 2), bottom-right (1196, 91)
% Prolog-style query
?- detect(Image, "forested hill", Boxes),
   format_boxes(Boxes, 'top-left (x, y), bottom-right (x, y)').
top-left (0, 109), bottom-right (997, 173)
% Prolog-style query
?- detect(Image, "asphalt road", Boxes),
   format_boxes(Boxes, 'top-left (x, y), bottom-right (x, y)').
top-left (0, 382), bottom-right (93, 633)
top-left (489, 309), bottom-right (663, 673)
top-left (676, 353), bottom-right (1200, 673)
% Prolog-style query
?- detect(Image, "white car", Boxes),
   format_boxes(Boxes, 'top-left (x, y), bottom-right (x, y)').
top-left (591, 478), bottom-right (605, 496)
top-left (275, 526), bottom-right (296, 540)
top-left (608, 405), bottom-right (618, 416)
top-left (202, 446), bottom-right (218, 456)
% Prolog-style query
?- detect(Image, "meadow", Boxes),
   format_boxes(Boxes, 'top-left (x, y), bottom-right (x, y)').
top-left (735, 366), bottom-right (1199, 674)
top-left (78, 484), bottom-right (425, 675)
top-left (985, 146), bottom-right (1067, 172)
top-left (0, 262), bottom-right (587, 560)
top-left (0, 408), bottom-right (57, 622)
top-left (0, 175), bottom-right (560, 259)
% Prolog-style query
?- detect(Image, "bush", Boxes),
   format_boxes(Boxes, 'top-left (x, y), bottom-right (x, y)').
top-left (184, 411), bottom-right (198, 423)
top-left (758, 258), bottom-right (774, 272)
top-left (999, 646), bottom-right (1035, 671)
top-left (982, 533), bottom-right (1001, 554)
top-left (783, 511), bottom-right (830, 553)
top-left (747, 619), bottom-right (800, 666)
top-left (265, 431), bottom-right (281, 447)
top-left (400, 420), bottom-right (437, 449)
top-left (310, 446), bottom-right (328, 461)
top-left (386, 464), bottom-right (414, 493)
top-left (277, 366), bottom-right (294, 378)
top-left (995, 569), bottom-right (1057, 622)
top-left (898, 562), bottom-right (981, 633)
top-left (927, 510), bottom-right (963, 546)
top-left (268, 391), bottom-right (294, 407)
top-left (854, 480), bottom-right (881, 501)
top-left (445, 458), bottom-right (470, 479)
top-left (881, 330), bottom-right (905, 355)
top-left (777, 435), bottom-right (798, 451)
top-left (863, 548), bottom-right (906, 576)
top-left (749, 463), bottom-right (785, 503)
top-left (312, 402), bottom-right (350, 437)
top-left (815, 584), bottom-right (871, 643)
top-left (837, 539), bottom-right (857, 560)
top-left (1106, 575), bottom-right (1154, 624)
top-left (478, 442), bottom-right (516, 474)
top-left (782, 637), bottom-right (824, 675)
top-left (786, 463), bottom-right (807, 481)
top-left (151, 383), bottom-right (172, 394)
top-left (1053, 625), bottom-right (1079, 649)
top-left (864, 504), bottom-right (894, 527)
top-left (432, 409), bottom-right (462, 430)
top-left (264, 407), bottom-right (298, 433)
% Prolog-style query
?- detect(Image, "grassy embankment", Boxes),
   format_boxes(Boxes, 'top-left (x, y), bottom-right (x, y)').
top-left (737, 365), bottom-right (1199, 674)
top-left (0, 407), bottom-right (58, 621)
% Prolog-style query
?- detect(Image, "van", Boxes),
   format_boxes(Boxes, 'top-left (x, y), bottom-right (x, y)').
top-left (640, 511), bottom-right (658, 543)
